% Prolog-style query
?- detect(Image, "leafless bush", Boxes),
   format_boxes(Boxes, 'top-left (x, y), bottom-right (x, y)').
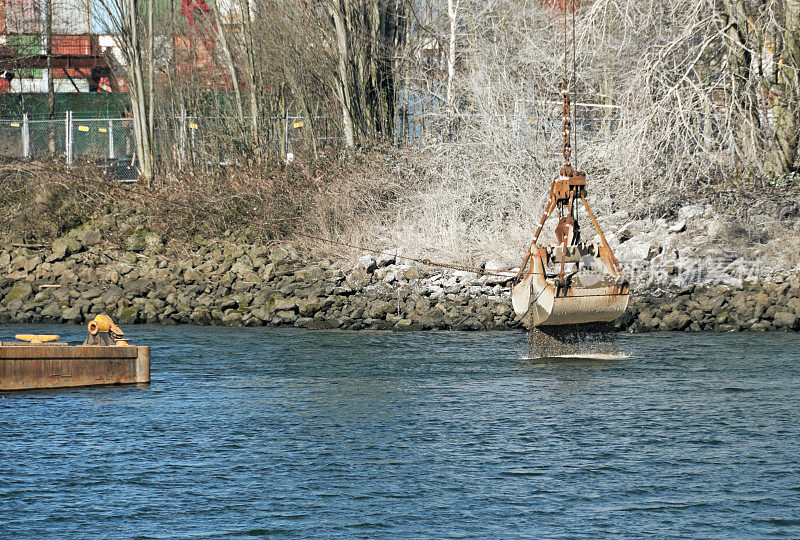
top-left (370, 0), bottom-right (799, 266)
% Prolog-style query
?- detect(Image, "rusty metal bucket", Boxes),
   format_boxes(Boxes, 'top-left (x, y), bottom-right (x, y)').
top-left (511, 272), bottom-right (629, 327)
top-left (511, 245), bottom-right (629, 327)
top-left (511, 167), bottom-right (630, 328)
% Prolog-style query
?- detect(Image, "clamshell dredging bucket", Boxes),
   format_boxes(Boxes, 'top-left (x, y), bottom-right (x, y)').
top-left (511, 247), bottom-right (629, 327)
top-left (512, 272), bottom-right (629, 327)
top-left (511, 167), bottom-right (630, 328)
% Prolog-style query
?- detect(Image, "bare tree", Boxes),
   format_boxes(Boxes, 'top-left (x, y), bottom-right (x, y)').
top-left (95, 0), bottom-right (155, 180)
top-left (767, 0), bottom-right (800, 173)
top-left (324, 0), bottom-right (407, 146)
top-left (446, 0), bottom-right (458, 114)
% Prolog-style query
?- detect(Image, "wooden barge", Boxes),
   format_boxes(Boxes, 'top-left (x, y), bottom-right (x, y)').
top-left (0, 343), bottom-right (150, 391)
top-left (1, 315), bottom-right (149, 391)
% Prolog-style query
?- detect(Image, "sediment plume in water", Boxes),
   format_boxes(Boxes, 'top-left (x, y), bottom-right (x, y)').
top-left (527, 323), bottom-right (619, 358)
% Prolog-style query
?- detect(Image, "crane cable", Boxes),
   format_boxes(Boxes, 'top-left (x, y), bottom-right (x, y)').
top-left (572, 0), bottom-right (578, 170)
top-left (291, 231), bottom-right (525, 279)
top-left (561, 0), bottom-right (579, 169)
top-left (106, 183), bottom-right (524, 280)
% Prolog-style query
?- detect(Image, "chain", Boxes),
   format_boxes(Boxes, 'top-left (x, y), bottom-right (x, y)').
top-left (561, 0), bottom-right (572, 167)
top-left (562, 79), bottom-right (571, 166)
top-left (295, 232), bottom-right (519, 278)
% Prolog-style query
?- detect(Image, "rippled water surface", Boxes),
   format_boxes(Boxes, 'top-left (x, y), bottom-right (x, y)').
top-left (1, 325), bottom-right (800, 538)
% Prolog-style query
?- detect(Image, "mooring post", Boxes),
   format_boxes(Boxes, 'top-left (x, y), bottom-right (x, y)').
top-left (135, 346), bottom-right (151, 383)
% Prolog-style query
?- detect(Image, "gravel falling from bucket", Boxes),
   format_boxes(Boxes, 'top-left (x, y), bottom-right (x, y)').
top-left (527, 323), bottom-right (619, 358)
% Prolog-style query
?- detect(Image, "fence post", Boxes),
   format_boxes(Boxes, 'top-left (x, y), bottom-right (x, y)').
top-left (284, 108), bottom-right (290, 158)
top-left (179, 110), bottom-right (186, 168)
top-left (190, 116), bottom-right (195, 156)
top-left (22, 113), bottom-right (30, 159)
top-left (65, 111), bottom-right (73, 165)
top-left (108, 119), bottom-right (115, 160)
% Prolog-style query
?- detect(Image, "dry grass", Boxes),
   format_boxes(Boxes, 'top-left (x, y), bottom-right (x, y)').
top-left (2, 145), bottom-right (797, 276)
top-left (0, 150), bottom-right (411, 255)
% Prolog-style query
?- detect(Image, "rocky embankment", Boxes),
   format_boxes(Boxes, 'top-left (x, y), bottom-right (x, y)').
top-left (624, 282), bottom-right (800, 332)
top-left (0, 228), bottom-right (520, 330)
top-left (1, 226), bottom-right (799, 332)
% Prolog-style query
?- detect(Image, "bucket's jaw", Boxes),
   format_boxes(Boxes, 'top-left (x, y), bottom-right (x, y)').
top-left (511, 166), bottom-right (629, 329)
top-left (511, 245), bottom-right (629, 327)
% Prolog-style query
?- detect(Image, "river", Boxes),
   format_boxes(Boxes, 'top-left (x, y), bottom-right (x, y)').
top-left (1, 326), bottom-right (799, 538)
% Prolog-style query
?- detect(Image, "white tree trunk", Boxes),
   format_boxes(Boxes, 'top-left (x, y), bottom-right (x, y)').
top-left (770, 0), bottom-right (800, 174)
top-left (240, 0), bottom-right (260, 152)
top-left (124, 0), bottom-right (153, 181)
top-left (148, 0), bottom-right (154, 161)
top-left (210, 0), bottom-right (245, 124)
top-left (330, 0), bottom-right (355, 148)
top-left (446, 0), bottom-right (458, 114)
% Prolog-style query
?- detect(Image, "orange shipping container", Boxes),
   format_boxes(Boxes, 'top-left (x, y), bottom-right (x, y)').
top-left (99, 76), bottom-right (128, 92)
top-left (52, 35), bottom-right (99, 56)
top-left (54, 67), bottom-right (92, 79)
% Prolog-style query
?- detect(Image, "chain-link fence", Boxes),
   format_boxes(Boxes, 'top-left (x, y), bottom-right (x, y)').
top-left (396, 97), bottom-right (624, 147)
top-left (0, 111), bottom-right (344, 180)
top-left (1, 103), bottom-right (629, 178)
top-left (0, 113), bottom-right (136, 174)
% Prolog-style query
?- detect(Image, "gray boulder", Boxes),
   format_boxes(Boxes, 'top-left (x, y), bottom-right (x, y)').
top-left (773, 311), bottom-right (798, 330)
top-left (668, 220), bottom-right (687, 233)
top-left (663, 311), bottom-right (691, 331)
top-left (357, 255), bottom-right (378, 274)
top-left (222, 310), bottom-right (243, 325)
top-left (679, 205), bottom-right (705, 220)
top-left (271, 245), bottom-right (298, 264)
top-left (125, 228), bottom-right (148, 252)
top-left (40, 302), bottom-right (62, 319)
top-left (61, 306), bottom-right (81, 322)
top-left (75, 228), bottom-right (102, 248)
top-left (297, 297), bottom-right (321, 317)
top-left (3, 282), bottom-right (33, 304)
top-left (49, 237), bottom-right (82, 261)
top-left (376, 253), bottom-right (396, 268)
top-left (117, 306), bottom-right (139, 325)
top-left (272, 296), bottom-right (297, 312)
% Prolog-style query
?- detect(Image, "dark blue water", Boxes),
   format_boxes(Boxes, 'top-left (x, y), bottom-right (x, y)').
top-left (1, 326), bottom-right (799, 538)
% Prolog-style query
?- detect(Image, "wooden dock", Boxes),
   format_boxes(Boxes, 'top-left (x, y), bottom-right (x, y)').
top-left (0, 344), bottom-right (150, 391)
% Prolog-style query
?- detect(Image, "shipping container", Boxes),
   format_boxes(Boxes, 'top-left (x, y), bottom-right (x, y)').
top-left (52, 35), bottom-right (100, 56)
top-left (16, 68), bottom-right (43, 78)
top-left (7, 34), bottom-right (43, 55)
top-left (0, 78), bottom-right (9, 93)
top-left (52, 0), bottom-right (91, 34)
top-left (53, 78), bottom-right (89, 92)
top-left (53, 67), bottom-right (91, 79)
top-left (10, 77), bottom-right (47, 92)
top-left (4, 0), bottom-right (42, 33)
top-left (97, 34), bottom-right (117, 48)
top-left (10, 77), bottom-right (90, 92)
top-left (98, 34), bottom-right (125, 67)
